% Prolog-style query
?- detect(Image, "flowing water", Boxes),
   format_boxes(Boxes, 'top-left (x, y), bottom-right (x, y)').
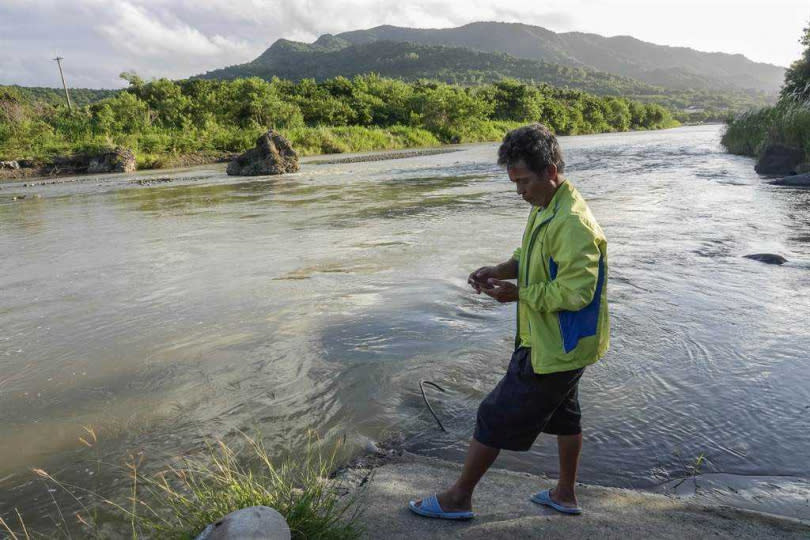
top-left (2, 125), bottom-right (809, 523)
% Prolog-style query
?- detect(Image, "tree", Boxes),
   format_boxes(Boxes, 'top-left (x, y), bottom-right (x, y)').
top-left (781, 21), bottom-right (810, 102)
top-left (215, 77), bottom-right (303, 129)
top-left (131, 79), bottom-right (190, 129)
top-left (120, 71), bottom-right (144, 89)
top-left (490, 79), bottom-right (542, 122)
top-left (409, 83), bottom-right (493, 141)
top-left (604, 98), bottom-right (631, 131)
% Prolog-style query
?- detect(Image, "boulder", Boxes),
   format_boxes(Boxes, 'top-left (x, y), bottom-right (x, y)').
top-left (195, 506), bottom-right (291, 540)
top-left (87, 147), bottom-right (136, 174)
top-left (0, 160), bottom-right (20, 170)
top-left (743, 254), bottom-right (788, 265)
top-left (794, 162), bottom-right (810, 174)
top-left (754, 144), bottom-right (803, 175)
top-left (771, 172), bottom-right (810, 187)
top-left (227, 130), bottom-right (299, 176)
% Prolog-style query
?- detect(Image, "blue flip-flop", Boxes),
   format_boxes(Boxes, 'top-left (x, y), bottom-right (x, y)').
top-left (530, 489), bottom-right (582, 515)
top-left (408, 494), bottom-right (475, 520)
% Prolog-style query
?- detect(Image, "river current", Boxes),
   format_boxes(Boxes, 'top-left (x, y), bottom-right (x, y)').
top-left (1, 125), bottom-right (809, 521)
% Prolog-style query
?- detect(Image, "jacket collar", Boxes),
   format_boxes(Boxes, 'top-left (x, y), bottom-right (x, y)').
top-left (532, 178), bottom-right (570, 228)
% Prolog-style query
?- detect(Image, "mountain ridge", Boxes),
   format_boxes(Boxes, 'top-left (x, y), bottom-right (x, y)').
top-left (328, 22), bottom-right (784, 94)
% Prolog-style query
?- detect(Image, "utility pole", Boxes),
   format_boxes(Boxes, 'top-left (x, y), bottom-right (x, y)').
top-left (53, 56), bottom-right (73, 111)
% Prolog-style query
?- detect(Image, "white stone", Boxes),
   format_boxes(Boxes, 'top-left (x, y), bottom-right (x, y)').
top-left (195, 506), bottom-right (291, 540)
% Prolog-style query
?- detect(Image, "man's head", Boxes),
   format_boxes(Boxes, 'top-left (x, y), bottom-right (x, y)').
top-left (498, 124), bottom-right (565, 207)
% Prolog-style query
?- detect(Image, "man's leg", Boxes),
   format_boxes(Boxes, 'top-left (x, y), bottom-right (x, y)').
top-left (416, 438), bottom-right (499, 512)
top-left (551, 433), bottom-right (582, 507)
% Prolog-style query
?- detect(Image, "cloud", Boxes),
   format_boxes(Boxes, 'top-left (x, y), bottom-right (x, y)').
top-left (96, 2), bottom-right (250, 58)
top-left (0, 0), bottom-right (804, 88)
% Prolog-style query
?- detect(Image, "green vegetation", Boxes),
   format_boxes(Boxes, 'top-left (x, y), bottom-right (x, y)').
top-left (200, 40), bottom-right (772, 122)
top-left (205, 22), bottom-right (786, 97)
top-left (0, 431), bottom-right (362, 539)
top-left (3, 85), bottom-right (117, 107)
top-left (722, 22), bottom-right (810, 160)
top-left (0, 75), bottom-right (677, 167)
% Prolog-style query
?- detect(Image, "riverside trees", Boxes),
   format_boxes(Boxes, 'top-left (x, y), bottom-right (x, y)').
top-left (0, 74), bottom-right (676, 164)
top-left (723, 21), bottom-right (810, 164)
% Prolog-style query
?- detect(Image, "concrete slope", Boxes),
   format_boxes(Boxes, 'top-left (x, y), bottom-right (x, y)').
top-left (350, 454), bottom-right (809, 539)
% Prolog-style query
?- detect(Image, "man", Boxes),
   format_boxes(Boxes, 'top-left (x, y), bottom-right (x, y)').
top-left (409, 123), bottom-right (609, 519)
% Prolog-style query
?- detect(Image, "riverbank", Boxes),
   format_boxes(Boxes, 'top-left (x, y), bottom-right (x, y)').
top-left (344, 452), bottom-right (810, 539)
top-left (0, 145), bottom-right (466, 185)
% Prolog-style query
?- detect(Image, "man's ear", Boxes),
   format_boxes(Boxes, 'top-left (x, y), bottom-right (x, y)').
top-left (544, 163), bottom-right (558, 182)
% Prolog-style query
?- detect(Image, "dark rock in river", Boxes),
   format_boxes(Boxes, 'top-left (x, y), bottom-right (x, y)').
top-left (87, 147), bottom-right (136, 174)
top-left (755, 144), bottom-right (803, 175)
top-left (794, 162), bottom-right (810, 174)
top-left (226, 130), bottom-right (299, 176)
top-left (195, 506), bottom-right (290, 540)
top-left (46, 147), bottom-right (136, 175)
top-left (743, 253), bottom-right (788, 265)
top-left (771, 172), bottom-right (810, 187)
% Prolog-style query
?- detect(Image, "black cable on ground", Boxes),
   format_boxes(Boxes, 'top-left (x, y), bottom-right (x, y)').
top-left (419, 380), bottom-right (448, 432)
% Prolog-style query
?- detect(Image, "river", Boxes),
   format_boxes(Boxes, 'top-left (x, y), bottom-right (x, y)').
top-left (1, 125), bottom-right (809, 523)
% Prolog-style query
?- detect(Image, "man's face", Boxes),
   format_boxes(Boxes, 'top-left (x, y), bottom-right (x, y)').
top-left (507, 161), bottom-right (557, 207)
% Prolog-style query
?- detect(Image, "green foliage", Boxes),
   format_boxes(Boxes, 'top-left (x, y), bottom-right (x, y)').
top-left (0, 85), bottom-right (117, 107)
top-left (781, 21), bottom-right (810, 102)
top-left (4, 433), bottom-right (363, 539)
top-left (723, 21), bottom-right (810, 161)
top-left (1, 74), bottom-right (679, 164)
top-left (721, 108), bottom-right (775, 156)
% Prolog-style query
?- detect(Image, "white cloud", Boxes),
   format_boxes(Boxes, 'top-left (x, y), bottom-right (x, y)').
top-left (0, 0), bottom-right (807, 88)
top-left (96, 2), bottom-right (244, 57)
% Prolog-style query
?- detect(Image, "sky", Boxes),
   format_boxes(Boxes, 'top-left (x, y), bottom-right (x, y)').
top-left (1, 0), bottom-right (808, 89)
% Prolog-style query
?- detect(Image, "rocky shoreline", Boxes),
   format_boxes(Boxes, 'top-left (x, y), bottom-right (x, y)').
top-left (0, 146), bottom-right (458, 184)
top-left (0, 149), bottom-right (237, 183)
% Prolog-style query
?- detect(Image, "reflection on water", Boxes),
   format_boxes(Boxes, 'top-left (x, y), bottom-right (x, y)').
top-left (1, 126), bottom-right (809, 524)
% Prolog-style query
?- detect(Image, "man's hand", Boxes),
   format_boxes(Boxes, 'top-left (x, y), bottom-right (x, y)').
top-left (481, 279), bottom-right (519, 303)
top-left (467, 266), bottom-right (498, 294)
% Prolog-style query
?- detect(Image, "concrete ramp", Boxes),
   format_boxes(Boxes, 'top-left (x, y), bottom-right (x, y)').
top-left (349, 454), bottom-right (809, 539)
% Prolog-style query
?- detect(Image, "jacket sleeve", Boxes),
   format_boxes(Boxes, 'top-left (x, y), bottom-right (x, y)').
top-left (518, 216), bottom-right (601, 313)
top-left (512, 247), bottom-right (522, 261)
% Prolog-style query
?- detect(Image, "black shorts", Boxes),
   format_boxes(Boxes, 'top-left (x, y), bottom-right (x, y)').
top-left (473, 347), bottom-right (584, 451)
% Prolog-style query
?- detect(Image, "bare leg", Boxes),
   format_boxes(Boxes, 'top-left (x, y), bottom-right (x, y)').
top-left (416, 438), bottom-right (499, 512)
top-left (551, 433), bottom-right (582, 507)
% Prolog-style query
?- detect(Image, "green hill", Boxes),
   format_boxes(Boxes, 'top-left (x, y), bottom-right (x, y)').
top-left (332, 22), bottom-right (785, 95)
top-left (199, 40), bottom-right (658, 95)
top-left (2, 85), bottom-right (117, 107)
top-left (195, 38), bottom-right (773, 119)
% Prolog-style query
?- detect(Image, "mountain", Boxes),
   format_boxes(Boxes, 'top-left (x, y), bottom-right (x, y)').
top-left (199, 39), bottom-right (663, 96)
top-left (193, 21), bottom-right (782, 115)
top-left (332, 22), bottom-right (785, 95)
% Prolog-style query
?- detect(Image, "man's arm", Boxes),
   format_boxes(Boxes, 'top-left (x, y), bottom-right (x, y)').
top-left (493, 258), bottom-right (519, 280)
top-left (519, 217), bottom-right (601, 313)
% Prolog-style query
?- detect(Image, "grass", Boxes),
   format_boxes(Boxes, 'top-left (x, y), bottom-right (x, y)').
top-left (722, 99), bottom-right (810, 159)
top-left (1, 431), bottom-right (363, 539)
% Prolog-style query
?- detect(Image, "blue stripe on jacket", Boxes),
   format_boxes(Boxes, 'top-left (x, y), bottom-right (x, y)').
top-left (549, 256), bottom-right (605, 353)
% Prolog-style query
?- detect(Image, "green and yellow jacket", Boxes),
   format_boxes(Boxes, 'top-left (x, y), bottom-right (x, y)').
top-left (513, 179), bottom-right (609, 374)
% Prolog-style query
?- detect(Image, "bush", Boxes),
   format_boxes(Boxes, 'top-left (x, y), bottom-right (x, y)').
top-left (721, 101), bottom-right (810, 159)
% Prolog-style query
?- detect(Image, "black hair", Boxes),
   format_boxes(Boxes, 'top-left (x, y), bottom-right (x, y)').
top-left (497, 123), bottom-right (565, 175)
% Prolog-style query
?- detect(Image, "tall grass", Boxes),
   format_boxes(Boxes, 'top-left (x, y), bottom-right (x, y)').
top-left (1, 432), bottom-right (363, 539)
top-left (722, 100), bottom-right (810, 159)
